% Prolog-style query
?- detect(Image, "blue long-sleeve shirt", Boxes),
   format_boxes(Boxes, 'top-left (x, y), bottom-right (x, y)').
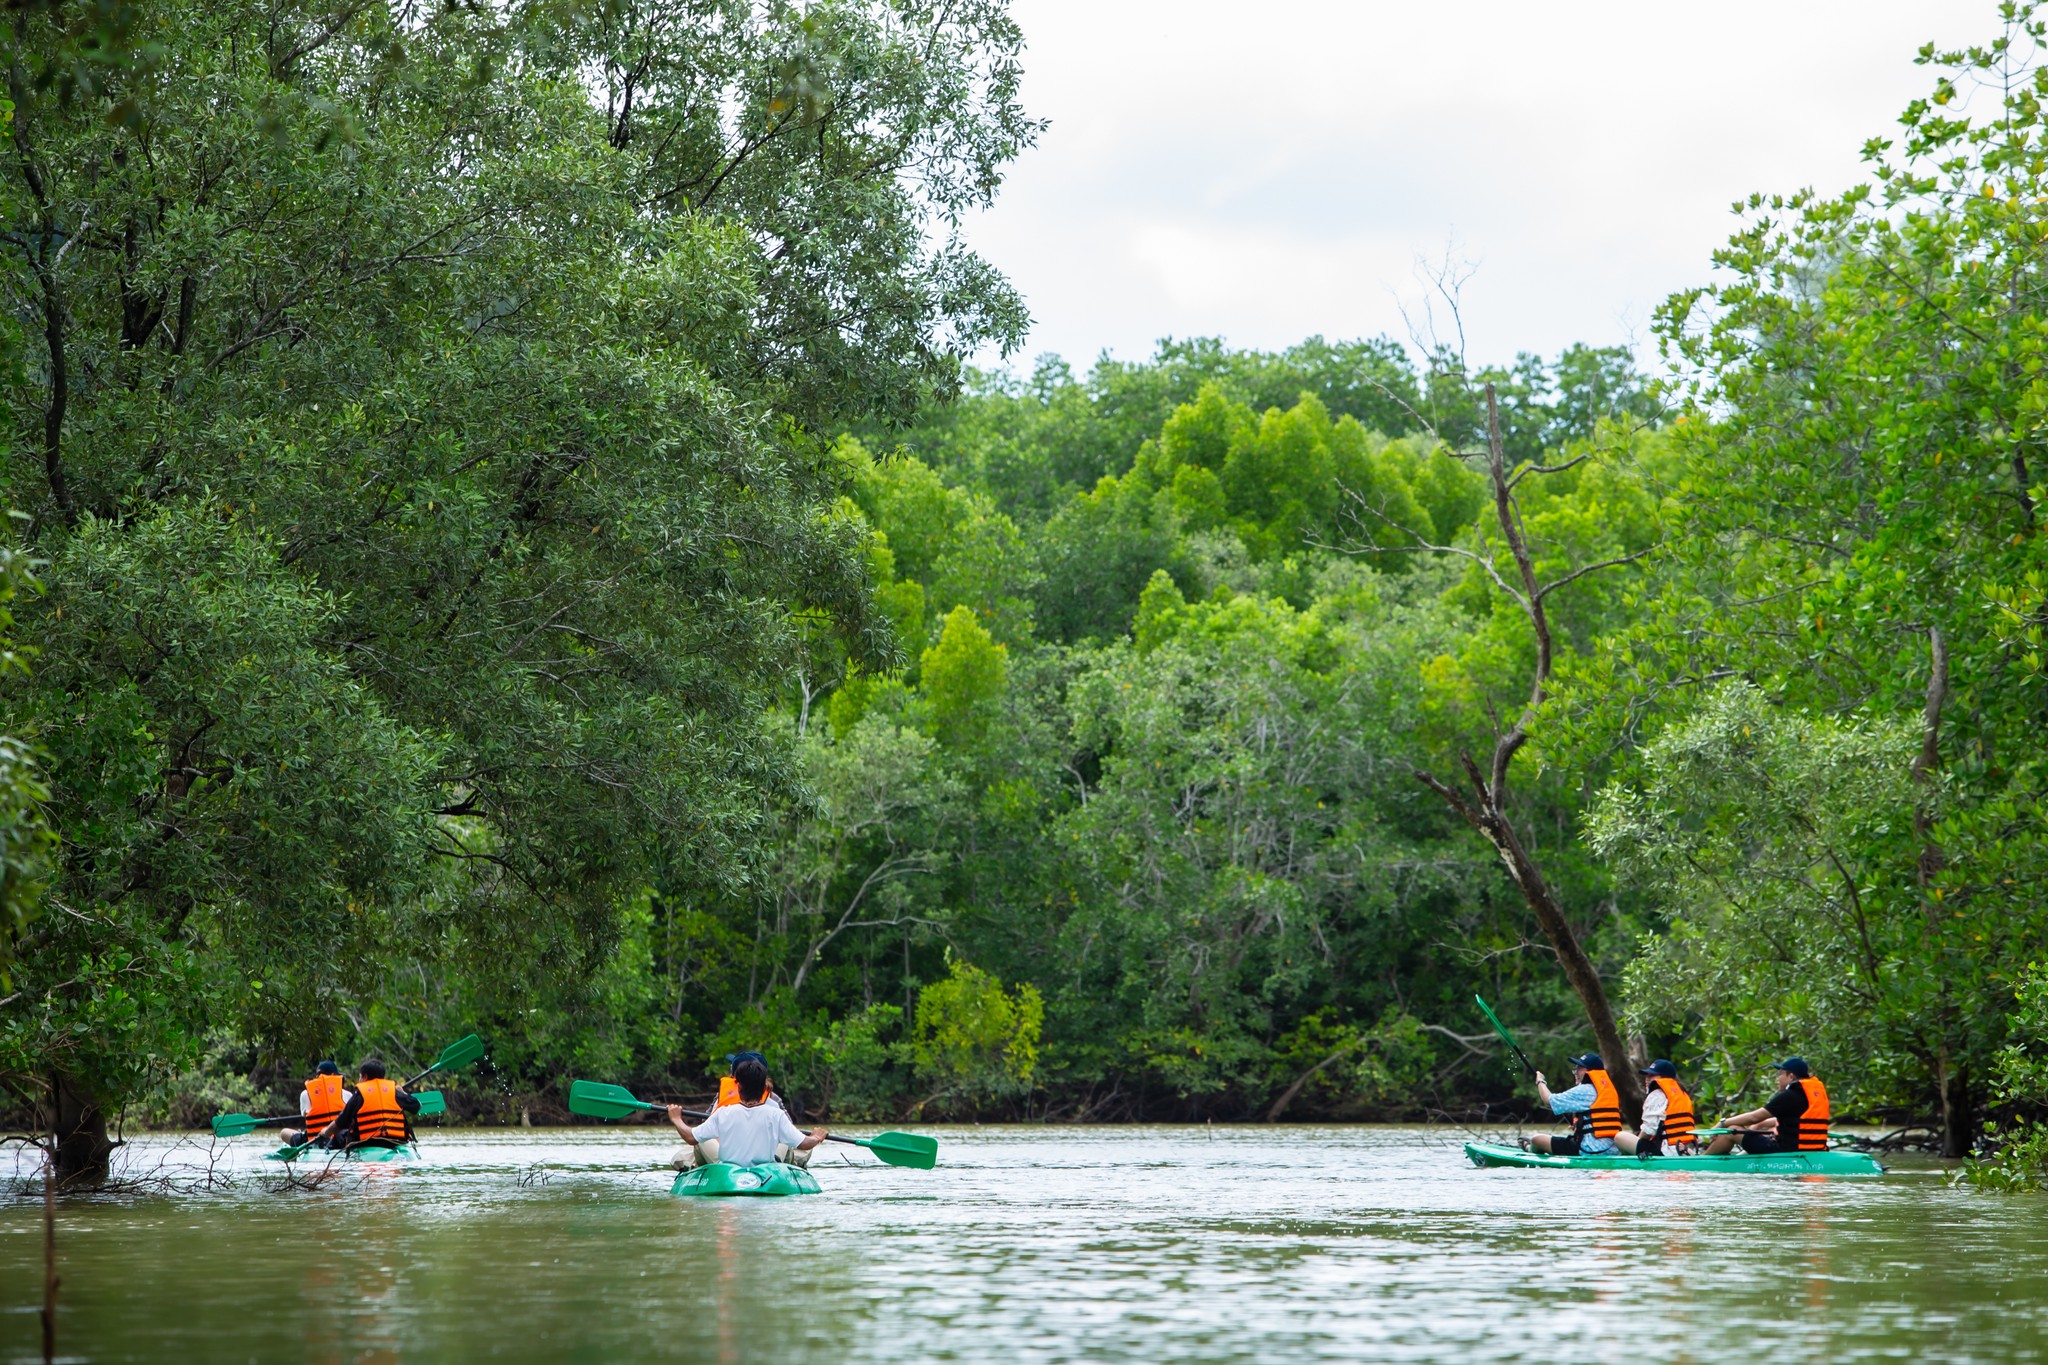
top-left (1547, 1082), bottom-right (1617, 1153)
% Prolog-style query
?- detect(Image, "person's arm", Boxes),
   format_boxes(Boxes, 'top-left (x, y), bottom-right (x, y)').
top-left (316, 1090), bottom-right (362, 1143)
top-left (1726, 1088), bottom-right (1799, 1132)
top-left (1545, 1083), bottom-right (1595, 1116)
top-left (300, 1088), bottom-right (312, 1116)
top-left (666, 1104), bottom-right (701, 1145)
top-left (1534, 1071), bottom-right (1553, 1107)
top-left (1639, 1088), bottom-right (1667, 1137)
top-left (776, 1109), bottom-right (827, 1152)
top-left (398, 1090), bottom-right (421, 1114)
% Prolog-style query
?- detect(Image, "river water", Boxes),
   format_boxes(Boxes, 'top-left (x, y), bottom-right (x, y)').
top-left (3, 1125), bottom-right (2043, 1363)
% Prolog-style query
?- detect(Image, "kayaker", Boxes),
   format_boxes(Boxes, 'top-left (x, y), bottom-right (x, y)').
top-left (666, 1057), bottom-right (826, 1170)
top-left (310, 1059), bottom-right (422, 1150)
top-left (1615, 1059), bottom-right (1698, 1156)
top-left (1528, 1053), bottom-right (1623, 1155)
top-left (280, 1060), bottom-right (351, 1150)
top-left (714, 1049), bottom-right (787, 1112)
top-left (1704, 1057), bottom-right (1830, 1155)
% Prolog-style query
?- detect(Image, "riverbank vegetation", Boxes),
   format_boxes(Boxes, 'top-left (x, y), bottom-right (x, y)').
top-left (3, 0), bottom-right (2045, 1179)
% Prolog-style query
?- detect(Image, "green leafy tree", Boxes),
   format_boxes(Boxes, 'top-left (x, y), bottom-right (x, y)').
top-left (0, 0), bottom-right (1032, 1175)
top-left (1567, 3), bottom-right (2048, 1152)
top-left (1590, 683), bottom-right (2038, 1141)
top-left (911, 956), bottom-right (1042, 1108)
top-left (920, 606), bottom-right (1008, 749)
top-left (0, 532), bottom-right (50, 970)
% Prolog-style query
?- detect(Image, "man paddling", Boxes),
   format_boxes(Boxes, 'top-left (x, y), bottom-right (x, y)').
top-left (1705, 1057), bottom-right (1831, 1156)
top-left (1528, 1053), bottom-right (1623, 1156)
top-left (666, 1056), bottom-right (826, 1171)
top-left (1616, 1059), bottom-right (1698, 1157)
top-left (307, 1059), bottom-right (422, 1151)
top-left (280, 1060), bottom-right (352, 1150)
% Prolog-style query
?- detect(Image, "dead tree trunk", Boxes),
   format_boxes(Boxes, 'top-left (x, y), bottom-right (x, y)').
top-left (1347, 383), bottom-right (1650, 1119)
top-left (49, 1073), bottom-right (113, 1186)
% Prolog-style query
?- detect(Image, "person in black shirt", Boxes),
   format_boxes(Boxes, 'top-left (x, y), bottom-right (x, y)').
top-left (1705, 1057), bottom-right (1823, 1155)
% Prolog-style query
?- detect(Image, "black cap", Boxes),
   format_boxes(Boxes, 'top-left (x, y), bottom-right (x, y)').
top-left (728, 1049), bottom-right (768, 1071)
top-left (1773, 1057), bottom-right (1811, 1078)
top-left (1640, 1059), bottom-right (1677, 1078)
top-left (315, 1060), bottom-right (340, 1075)
top-left (1569, 1053), bottom-right (1604, 1070)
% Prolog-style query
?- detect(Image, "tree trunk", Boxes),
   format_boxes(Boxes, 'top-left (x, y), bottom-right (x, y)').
top-left (49, 1073), bottom-right (113, 1186)
top-left (1405, 384), bottom-right (1646, 1122)
top-left (1420, 760), bottom-right (1645, 1121)
top-left (1937, 1056), bottom-right (1973, 1159)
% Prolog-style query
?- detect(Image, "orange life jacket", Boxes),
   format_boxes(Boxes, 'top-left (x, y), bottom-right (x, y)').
top-left (1570, 1068), bottom-right (1624, 1140)
top-left (1650, 1076), bottom-right (1696, 1145)
top-left (716, 1076), bottom-right (774, 1109)
top-left (1793, 1077), bottom-right (1831, 1150)
top-left (354, 1078), bottom-right (409, 1145)
top-left (304, 1074), bottom-right (346, 1135)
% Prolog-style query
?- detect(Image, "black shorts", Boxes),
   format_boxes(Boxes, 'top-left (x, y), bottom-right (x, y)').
top-left (1549, 1134), bottom-right (1585, 1156)
top-left (1741, 1132), bottom-right (1793, 1155)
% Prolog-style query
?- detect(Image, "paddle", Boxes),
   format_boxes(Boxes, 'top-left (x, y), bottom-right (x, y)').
top-left (405, 1033), bottom-right (485, 1088)
top-left (567, 1079), bottom-right (940, 1170)
top-left (1474, 994), bottom-right (1538, 1078)
top-left (212, 1111), bottom-right (303, 1138)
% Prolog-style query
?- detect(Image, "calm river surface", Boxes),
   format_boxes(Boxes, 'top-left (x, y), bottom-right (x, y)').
top-left (3, 1125), bottom-right (2042, 1363)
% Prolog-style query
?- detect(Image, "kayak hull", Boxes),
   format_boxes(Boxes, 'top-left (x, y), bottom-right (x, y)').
top-left (671, 1161), bottom-right (822, 1197)
top-left (1464, 1141), bottom-right (1882, 1176)
top-left (264, 1142), bottom-right (416, 1164)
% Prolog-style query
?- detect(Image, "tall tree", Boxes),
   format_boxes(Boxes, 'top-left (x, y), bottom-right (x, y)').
top-left (0, 0), bottom-right (1035, 1176)
top-left (1342, 386), bottom-right (1660, 1116)
top-left (1579, 3), bottom-right (2048, 1154)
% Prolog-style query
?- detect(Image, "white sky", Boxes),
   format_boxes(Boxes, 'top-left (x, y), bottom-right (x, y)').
top-left (964, 0), bottom-right (1994, 372)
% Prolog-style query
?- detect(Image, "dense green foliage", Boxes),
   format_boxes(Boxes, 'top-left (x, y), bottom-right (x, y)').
top-left (1571, 6), bottom-right (2048, 1155)
top-left (0, 0), bottom-right (1035, 1156)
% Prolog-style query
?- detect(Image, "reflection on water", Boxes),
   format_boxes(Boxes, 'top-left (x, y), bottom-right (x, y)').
top-left (3, 1126), bottom-right (2044, 1364)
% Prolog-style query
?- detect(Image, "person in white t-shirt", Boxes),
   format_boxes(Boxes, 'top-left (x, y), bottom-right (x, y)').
top-left (667, 1057), bottom-right (826, 1169)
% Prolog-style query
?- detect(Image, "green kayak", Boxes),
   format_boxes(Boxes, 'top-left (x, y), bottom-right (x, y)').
top-left (1464, 1141), bottom-right (1882, 1176)
top-left (264, 1142), bottom-right (416, 1164)
top-left (671, 1161), bottom-right (822, 1197)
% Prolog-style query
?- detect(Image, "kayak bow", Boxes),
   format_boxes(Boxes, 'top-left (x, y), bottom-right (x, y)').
top-left (671, 1161), bottom-right (822, 1197)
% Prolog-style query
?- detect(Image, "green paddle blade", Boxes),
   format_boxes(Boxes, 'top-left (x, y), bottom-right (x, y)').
top-left (414, 1090), bottom-right (447, 1117)
top-left (433, 1034), bottom-right (485, 1074)
top-left (857, 1130), bottom-right (939, 1169)
top-left (568, 1079), bottom-right (662, 1120)
top-left (211, 1113), bottom-right (260, 1137)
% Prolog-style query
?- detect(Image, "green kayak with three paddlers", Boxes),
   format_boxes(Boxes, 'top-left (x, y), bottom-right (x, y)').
top-left (1464, 1141), bottom-right (1883, 1176)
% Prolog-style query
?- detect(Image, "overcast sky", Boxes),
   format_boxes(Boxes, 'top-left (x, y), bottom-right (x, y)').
top-left (962, 1), bottom-right (1993, 373)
